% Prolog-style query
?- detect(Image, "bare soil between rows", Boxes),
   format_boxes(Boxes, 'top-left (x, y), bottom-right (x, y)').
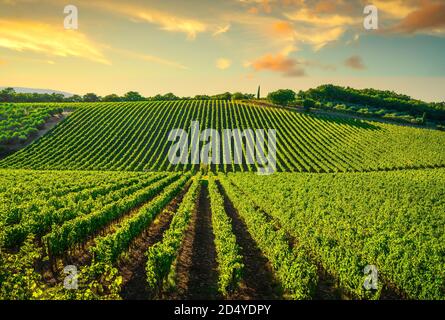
top-left (225, 179), bottom-right (406, 300)
top-left (119, 181), bottom-right (192, 300)
top-left (166, 181), bottom-right (220, 300)
top-left (35, 177), bottom-right (180, 288)
top-left (216, 181), bottom-right (282, 300)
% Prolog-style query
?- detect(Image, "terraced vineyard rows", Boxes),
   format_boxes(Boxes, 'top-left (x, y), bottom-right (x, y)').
top-left (1, 101), bottom-right (444, 172)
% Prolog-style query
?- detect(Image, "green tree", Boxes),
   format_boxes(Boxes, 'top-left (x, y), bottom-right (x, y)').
top-left (83, 93), bottom-right (101, 102)
top-left (303, 98), bottom-right (316, 111)
top-left (0, 87), bottom-right (16, 102)
top-left (212, 92), bottom-right (232, 100)
top-left (50, 93), bottom-right (65, 102)
top-left (267, 89), bottom-right (296, 106)
top-left (124, 91), bottom-right (144, 101)
top-left (257, 86), bottom-right (261, 99)
top-left (194, 95), bottom-right (210, 100)
top-left (232, 92), bottom-right (245, 100)
top-left (151, 94), bottom-right (163, 101)
top-left (103, 94), bottom-right (122, 102)
top-left (66, 95), bottom-right (83, 102)
top-left (162, 92), bottom-right (179, 101)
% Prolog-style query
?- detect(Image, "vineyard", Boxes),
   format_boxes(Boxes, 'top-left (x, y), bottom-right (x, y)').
top-left (1, 101), bottom-right (444, 172)
top-left (0, 104), bottom-right (64, 144)
top-left (0, 100), bottom-right (444, 300)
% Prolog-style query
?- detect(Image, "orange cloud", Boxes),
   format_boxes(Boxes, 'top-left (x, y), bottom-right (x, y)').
top-left (372, 0), bottom-right (418, 19)
top-left (388, 2), bottom-right (445, 34)
top-left (284, 7), bottom-right (359, 50)
top-left (344, 55), bottom-right (366, 70)
top-left (247, 7), bottom-right (259, 14)
top-left (261, 0), bottom-right (272, 13)
top-left (273, 21), bottom-right (294, 36)
top-left (243, 0), bottom-right (272, 14)
top-left (250, 53), bottom-right (306, 77)
top-left (0, 19), bottom-right (110, 64)
top-left (285, 8), bottom-right (358, 28)
top-left (282, 0), bottom-right (305, 7)
top-left (216, 58), bottom-right (232, 70)
top-left (314, 1), bottom-right (337, 14)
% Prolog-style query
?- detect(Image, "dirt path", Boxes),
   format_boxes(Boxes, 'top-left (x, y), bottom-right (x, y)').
top-left (119, 182), bottom-right (191, 300)
top-left (169, 181), bottom-right (220, 300)
top-left (216, 181), bottom-right (282, 300)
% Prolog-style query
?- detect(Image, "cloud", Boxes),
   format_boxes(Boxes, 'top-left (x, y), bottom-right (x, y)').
top-left (371, 0), bottom-right (418, 19)
top-left (247, 6), bottom-right (259, 14)
top-left (252, 0), bottom-right (272, 13)
top-left (216, 58), bottom-right (232, 70)
top-left (221, 11), bottom-right (296, 54)
top-left (387, 2), bottom-right (445, 34)
top-left (295, 26), bottom-right (347, 51)
top-left (87, 2), bottom-right (207, 40)
top-left (344, 55), bottom-right (366, 70)
top-left (239, 1), bottom-right (442, 51)
top-left (283, 7), bottom-right (360, 50)
top-left (285, 8), bottom-right (358, 28)
top-left (0, 19), bottom-right (110, 64)
top-left (280, 44), bottom-right (298, 56)
top-left (213, 24), bottom-right (231, 37)
top-left (272, 21), bottom-right (294, 36)
top-left (240, 0), bottom-right (272, 13)
top-left (313, 1), bottom-right (338, 14)
top-left (249, 53), bottom-right (306, 77)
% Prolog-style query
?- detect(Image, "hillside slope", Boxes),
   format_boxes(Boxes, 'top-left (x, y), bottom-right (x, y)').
top-left (0, 100), bottom-right (444, 172)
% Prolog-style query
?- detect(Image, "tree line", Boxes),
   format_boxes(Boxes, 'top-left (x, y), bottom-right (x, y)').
top-left (2, 85), bottom-right (443, 123)
top-left (302, 85), bottom-right (445, 121)
top-left (0, 88), bottom-right (254, 103)
top-left (265, 86), bottom-right (445, 123)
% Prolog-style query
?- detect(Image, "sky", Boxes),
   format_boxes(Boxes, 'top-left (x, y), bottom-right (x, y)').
top-left (0, 0), bottom-right (445, 101)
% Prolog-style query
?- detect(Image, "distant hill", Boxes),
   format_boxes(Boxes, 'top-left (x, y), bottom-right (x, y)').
top-left (1, 100), bottom-right (444, 172)
top-left (0, 87), bottom-right (74, 97)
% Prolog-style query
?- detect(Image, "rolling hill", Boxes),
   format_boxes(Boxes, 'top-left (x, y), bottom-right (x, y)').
top-left (1, 100), bottom-right (444, 172)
